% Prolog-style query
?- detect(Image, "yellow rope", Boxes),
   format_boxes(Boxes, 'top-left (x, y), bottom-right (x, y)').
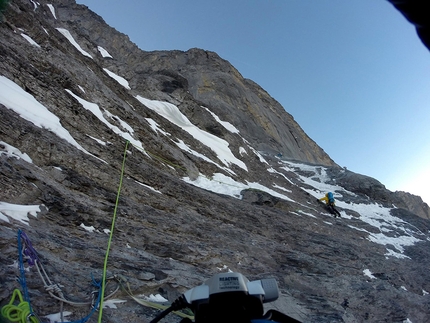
top-left (115, 276), bottom-right (194, 320)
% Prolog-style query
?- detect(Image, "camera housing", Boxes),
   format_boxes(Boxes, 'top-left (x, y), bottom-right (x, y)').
top-left (183, 272), bottom-right (279, 323)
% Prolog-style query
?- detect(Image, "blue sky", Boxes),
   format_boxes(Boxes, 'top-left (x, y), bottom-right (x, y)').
top-left (76, 0), bottom-right (430, 204)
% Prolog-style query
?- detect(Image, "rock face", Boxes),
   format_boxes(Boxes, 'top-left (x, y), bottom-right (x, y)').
top-left (394, 191), bottom-right (430, 220)
top-left (1, 1), bottom-right (430, 323)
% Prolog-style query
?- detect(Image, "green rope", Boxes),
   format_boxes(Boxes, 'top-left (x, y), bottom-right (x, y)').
top-left (1, 289), bottom-right (39, 323)
top-left (97, 140), bottom-right (129, 323)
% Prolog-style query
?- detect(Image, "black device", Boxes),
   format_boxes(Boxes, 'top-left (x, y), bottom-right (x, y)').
top-left (150, 272), bottom-right (301, 323)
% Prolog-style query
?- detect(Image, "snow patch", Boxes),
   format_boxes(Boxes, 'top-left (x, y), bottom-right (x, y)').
top-left (278, 160), bottom-right (425, 257)
top-left (102, 299), bottom-right (127, 309)
top-left (141, 294), bottom-right (168, 303)
top-left (98, 46), bottom-right (113, 58)
top-left (136, 96), bottom-right (247, 171)
top-left (21, 33), bottom-right (41, 47)
top-left (65, 90), bottom-right (146, 154)
top-left (183, 173), bottom-right (295, 202)
top-left (103, 68), bottom-right (130, 90)
top-left (0, 76), bottom-right (91, 156)
top-left (80, 223), bottom-right (97, 233)
top-left (0, 202), bottom-right (41, 225)
top-left (134, 180), bottom-right (162, 194)
top-left (0, 141), bottom-right (33, 163)
top-left (145, 118), bottom-right (170, 136)
top-left (56, 28), bottom-right (92, 59)
top-left (363, 269), bottom-right (377, 279)
top-left (203, 106), bottom-right (240, 133)
top-left (176, 139), bottom-right (235, 175)
top-left (239, 147), bottom-right (247, 156)
top-left (30, 0), bottom-right (38, 10)
top-left (44, 311), bottom-right (72, 323)
top-left (86, 135), bottom-right (107, 146)
top-left (47, 4), bottom-right (57, 19)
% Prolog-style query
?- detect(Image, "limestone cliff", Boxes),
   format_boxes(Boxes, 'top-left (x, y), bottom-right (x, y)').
top-left (1, 1), bottom-right (429, 323)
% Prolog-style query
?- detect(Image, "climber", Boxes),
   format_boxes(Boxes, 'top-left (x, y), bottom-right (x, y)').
top-left (319, 192), bottom-right (341, 218)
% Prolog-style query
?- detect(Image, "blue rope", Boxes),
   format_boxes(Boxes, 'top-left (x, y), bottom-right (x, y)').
top-left (58, 274), bottom-right (102, 323)
top-left (17, 229), bottom-right (34, 315)
top-left (77, 274), bottom-right (102, 323)
top-left (15, 230), bottom-right (105, 323)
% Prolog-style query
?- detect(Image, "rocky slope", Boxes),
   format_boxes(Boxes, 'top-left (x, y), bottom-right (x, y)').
top-left (1, 1), bottom-right (430, 323)
top-left (393, 191), bottom-right (430, 220)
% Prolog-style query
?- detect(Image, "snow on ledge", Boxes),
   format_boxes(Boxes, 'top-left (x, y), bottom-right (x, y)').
top-left (56, 28), bottom-right (93, 59)
top-left (0, 202), bottom-right (42, 225)
top-left (47, 4), bottom-right (57, 19)
top-left (0, 141), bottom-right (33, 163)
top-left (363, 269), bottom-right (377, 280)
top-left (98, 46), bottom-right (113, 58)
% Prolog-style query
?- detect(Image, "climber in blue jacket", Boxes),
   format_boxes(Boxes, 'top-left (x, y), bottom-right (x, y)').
top-left (319, 192), bottom-right (341, 218)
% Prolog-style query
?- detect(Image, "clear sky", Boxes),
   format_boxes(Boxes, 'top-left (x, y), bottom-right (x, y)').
top-left (76, 0), bottom-right (430, 204)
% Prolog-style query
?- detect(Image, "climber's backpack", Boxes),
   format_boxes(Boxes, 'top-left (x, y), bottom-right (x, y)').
top-left (327, 192), bottom-right (335, 204)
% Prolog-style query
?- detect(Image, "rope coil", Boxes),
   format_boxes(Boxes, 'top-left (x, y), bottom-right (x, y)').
top-left (2, 230), bottom-right (112, 323)
top-left (1, 289), bottom-right (39, 323)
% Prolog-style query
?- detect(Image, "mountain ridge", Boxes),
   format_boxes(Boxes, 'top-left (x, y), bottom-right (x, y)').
top-left (1, 1), bottom-right (430, 322)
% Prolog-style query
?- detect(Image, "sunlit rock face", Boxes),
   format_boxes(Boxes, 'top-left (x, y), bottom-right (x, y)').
top-left (1, 1), bottom-right (429, 323)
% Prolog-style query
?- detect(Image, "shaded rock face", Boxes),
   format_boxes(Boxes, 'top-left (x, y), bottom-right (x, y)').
top-left (394, 191), bottom-right (430, 220)
top-left (0, 1), bottom-right (430, 323)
